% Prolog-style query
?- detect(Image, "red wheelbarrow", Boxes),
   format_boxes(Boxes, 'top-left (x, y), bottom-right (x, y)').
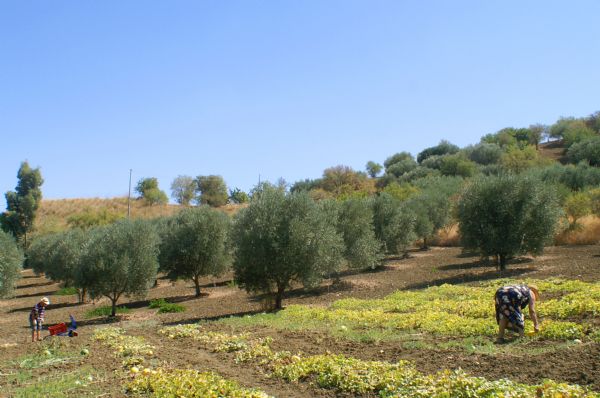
top-left (47, 315), bottom-right (78, 338)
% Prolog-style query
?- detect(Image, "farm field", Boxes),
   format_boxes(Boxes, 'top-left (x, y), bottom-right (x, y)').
top-left (1, 245), bottom-right (599, 397)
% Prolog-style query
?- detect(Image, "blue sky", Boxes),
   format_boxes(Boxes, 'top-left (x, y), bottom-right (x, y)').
top-left (1, 1), bottom-right (599, 207)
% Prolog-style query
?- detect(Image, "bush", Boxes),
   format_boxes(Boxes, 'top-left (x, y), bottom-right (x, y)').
top-left (56, 287), bottom-right (78, 296)
top-left (567, 137), bottom-right (600, 166)
top-left (149, 298), bottom-right (185, 313)
top-left (466, 143), bottom-right (503, 165)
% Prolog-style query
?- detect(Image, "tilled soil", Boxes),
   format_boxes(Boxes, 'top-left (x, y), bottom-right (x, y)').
top-left (1, 245), bottom-right (599, 396)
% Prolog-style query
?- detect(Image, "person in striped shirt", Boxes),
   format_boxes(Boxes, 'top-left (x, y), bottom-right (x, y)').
top-left (30, 297), bottom-right (50, 342)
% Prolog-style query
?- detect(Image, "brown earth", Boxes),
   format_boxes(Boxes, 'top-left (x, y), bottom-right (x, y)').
top-left (1, 245), bottom-right (599, 396)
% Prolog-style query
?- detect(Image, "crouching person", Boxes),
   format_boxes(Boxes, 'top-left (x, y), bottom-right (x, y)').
top-left (494, 284), bottom-right (539, 343)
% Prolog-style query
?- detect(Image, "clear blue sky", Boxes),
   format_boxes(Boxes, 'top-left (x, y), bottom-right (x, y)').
top-left (1, 1), bottom-right (599, 207)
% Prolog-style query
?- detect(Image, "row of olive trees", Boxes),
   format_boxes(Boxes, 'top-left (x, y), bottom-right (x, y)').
top-left (0, 231), bottom-right (23, 298)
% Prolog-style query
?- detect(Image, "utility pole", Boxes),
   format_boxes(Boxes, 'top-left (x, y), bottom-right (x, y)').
top-left (127, 169), bottom-right (132, 219)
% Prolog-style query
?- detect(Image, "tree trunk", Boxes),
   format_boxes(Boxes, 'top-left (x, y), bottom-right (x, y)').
top-left (422, 237), bottom-right (428, 250)
top-left (499, 254), bottom-right (507, 271)
top-left (274, 286), bottom-right (285, 310)
top-left (78, 288), bottom-right (87, 304)
top-left (194, 275), bottom-right (201, 297)
top-left (111, 298), bottom-right (117, 317)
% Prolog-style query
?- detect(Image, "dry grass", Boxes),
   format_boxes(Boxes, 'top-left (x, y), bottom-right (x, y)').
top-left (34, 198), bottom-right (245, 236)
top-left (554, 215), bottom-right (600, 245)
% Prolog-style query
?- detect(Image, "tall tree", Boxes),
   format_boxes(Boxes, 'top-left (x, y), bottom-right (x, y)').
top-left (365, 161), bottom-right (383, 178)
top-left (196, 175), bottom-right (229, 207)
top-left (232, 186), bottom-right (343, 309)
top-left (159, 207), bottom-right (231, 297)
top-left (170, 175), bottom-right (196, 206)
top-left (0, 230), bottom-right (23, 297)
top-left (1, 161), bottom-right (44, 247)
top-left (458, 175), bottom-right (561, 270)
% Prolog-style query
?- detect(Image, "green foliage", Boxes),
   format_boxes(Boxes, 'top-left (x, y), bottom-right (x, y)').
top-left (407, 176), bottom-right (463, 248)
top-left (229, 187), bottom-right (249, 204)
top-left (532, 163), bottom-right (600, 191)
top-left (567, 137), bottom-right (600, 166)
top-left (564, 192), bottom-right (592, 228)
top-left (196, 175), bottom-right (229, 207)
top-left (0, 230), bottom-right (23, 297)
top-left (66, 207), bottom-right (123, 229)
top-left (384, 152), bottom-right (418, 178)
top-left (365, 161), bottom-right (382, 178)
top-left (170, 175), bottom-right (196, 205)
top-left (232, 186), bottom-right (344, 309)
top-left (289, 178), bottom-right (321, 193)
top-left (1, 161), bottom-right (44, 246)
top-left (465, 143), bottom-right (503, 165)
top-left (417, 140), bottom-right (460, 164)
top-left (159, 207), bottom-right (231, 296)
top-left (381, 182), bottom-right (419, 201)
top-left (562, 121), bottom-right (596, 148)
top-left (371, 193), bottom-right (416, 255)
top-left (335, 199), bottom-right (383, 270)
top-left (85, 305), bottom-right (131, 318)
top-left (500, 145), bottom-right (550, 173)
top-left (55, 286), bottom-right (78, 295)
top-left (149, 298), bottom-right (185, 313)
top-left (439, 153), bottom-right (477, 177)
top-left (79, 220), bottom-right (160, 316)
top-left (458, 175), bottom-right (561, 270)
top-left (135, 177), bottom-right (168, 205)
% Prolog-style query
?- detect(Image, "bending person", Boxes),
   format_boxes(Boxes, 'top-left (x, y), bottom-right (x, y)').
top-left (494, 284), bottom-right (539, 342)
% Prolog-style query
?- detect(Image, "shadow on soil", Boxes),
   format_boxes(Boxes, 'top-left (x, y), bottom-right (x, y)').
top-left (163, 309), bottom-right (267, 326)
top-left (403, 267), bottom-right (534, 290)
top-left (17, 281), bottom-right (55, 289)
top-left (9, 301), bottom-right (84, 313)
top-left (14, 290), bottom-right (59, 299)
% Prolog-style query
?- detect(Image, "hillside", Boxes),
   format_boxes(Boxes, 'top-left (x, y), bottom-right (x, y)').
top-left (34, 197), bottom-right (243, 236)
top-left (538, 140), bottom-right (567, 163)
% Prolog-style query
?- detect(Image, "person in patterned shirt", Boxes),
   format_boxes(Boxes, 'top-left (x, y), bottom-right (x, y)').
top-left (29, 297), bottom-right (50, 342)
top-left (494, 284), bottom-right (539, 343)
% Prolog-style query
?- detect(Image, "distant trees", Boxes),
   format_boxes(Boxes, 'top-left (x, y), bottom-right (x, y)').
top-left (365, 161), bottom-right (383, 178)
top-left (384, 152), bottom-right (417, 177)
top-left (158, 207), bottom-right (231, 297)
top-left (417, 140), bottom-right (460, 164)
top-left (0, 230), bottom-right (23, 297)
top-left (458, 175), bottom-right (561, 270)
top-left (170, 175), bottom-right (196, 206)
top-left (135, 177), bottom-right (168, 205)
top-left (229, 188), bottom-right (249, 204)
top-left (80, 220), bottom-right (160, 316)
top-left (563, 192), bottom-right (592, 229)
top-left (196, 175), bottom-right (228, 207)
top-left (320, 165), bottom-right (374, 198)
top-left (567, 137), bottom-right (600, 166)
top-left (1, 161), bottom-right (44, 247)
top-left (232, 186), bottom-right (343, 309)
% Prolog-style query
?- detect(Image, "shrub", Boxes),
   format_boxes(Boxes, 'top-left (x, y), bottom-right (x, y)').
top-left (567, 137), bottom-right (600, 166)
top-left (0, 230), bottom-right (23, 297)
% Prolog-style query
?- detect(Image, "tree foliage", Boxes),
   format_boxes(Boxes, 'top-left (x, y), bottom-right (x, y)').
top-left (196, 175), bottom-right (228, 207)
top-left (365, 161), bottom-right (383, 178)
top-left (159, 207), bottom-right (231, 297)
top-left (0, 230), bottom-right (23, 297)
top-left (465, 143), bottom-right (503, 165)
top-left (80, 220), bottom-right (159, 316)
top-left (371, 193), bottom-right (416, 255)
top-left (1, 161), bottom-right (44, 247)
top-left (417, 140), bottom-right (460, 164)
top-left (170, 175), bottom-right (196, 206)
top-left (567, 137), bottom-right (600, 166)
top-left (319, 165), bottom-right (374, 198)
top-left (458, 175), bottom-right (561, 270)
top-left (136, 177), bottom-right (168, 205)
top-left (563, 192), bottom-right (592, 229)
top-left (232, 187), bottom-right (343, 309)
top-left (229, 188), bottom-right (249, 204)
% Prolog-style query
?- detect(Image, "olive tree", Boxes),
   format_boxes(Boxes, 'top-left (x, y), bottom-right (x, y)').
top-left (170, 175), bottom-right (196, 206)
top-left (372, 193), bottom-right (416, 255)
top-left (80, 220), bottom-right (159, 316)
top-left (0, 230), bottom-right (23, 297)
top-left (135, 177), bottom-right (168, 205)
top-left (159, 207), bottom-right (231, 297)
top-left (195, 175), bottom-right (228, 207)
top-left (458, 175), bottom-right (561, 271)
top-left (564, 192), bottom-right (592, 229)
top-left (232, 186), bottom-right (344, 309)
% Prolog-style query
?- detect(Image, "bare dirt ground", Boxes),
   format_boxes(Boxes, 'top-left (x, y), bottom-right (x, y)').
top-left (1, 245), bottom-right (599, 396)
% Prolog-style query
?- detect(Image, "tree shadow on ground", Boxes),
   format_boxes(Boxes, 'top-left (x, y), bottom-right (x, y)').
top-left (14, 290), bottom-right (59, 299)
top-left (162, 309), bottom-right (267, 326)
top-left (198, 280), bottom-right (234, 289)
top-left (456, 251), bottom-right (481, 259)
top-left (402, 267), bottom-right (534, 290)
top-left (9, 301), bottom-right (84, 313)
top-left (437, 257), bottom-right (533, 271)
top-left (17, 281), bottom-right (55, 289)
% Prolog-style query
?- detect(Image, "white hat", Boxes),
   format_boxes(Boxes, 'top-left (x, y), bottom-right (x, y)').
top-left (40, 297), bottom-right (50, 305)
